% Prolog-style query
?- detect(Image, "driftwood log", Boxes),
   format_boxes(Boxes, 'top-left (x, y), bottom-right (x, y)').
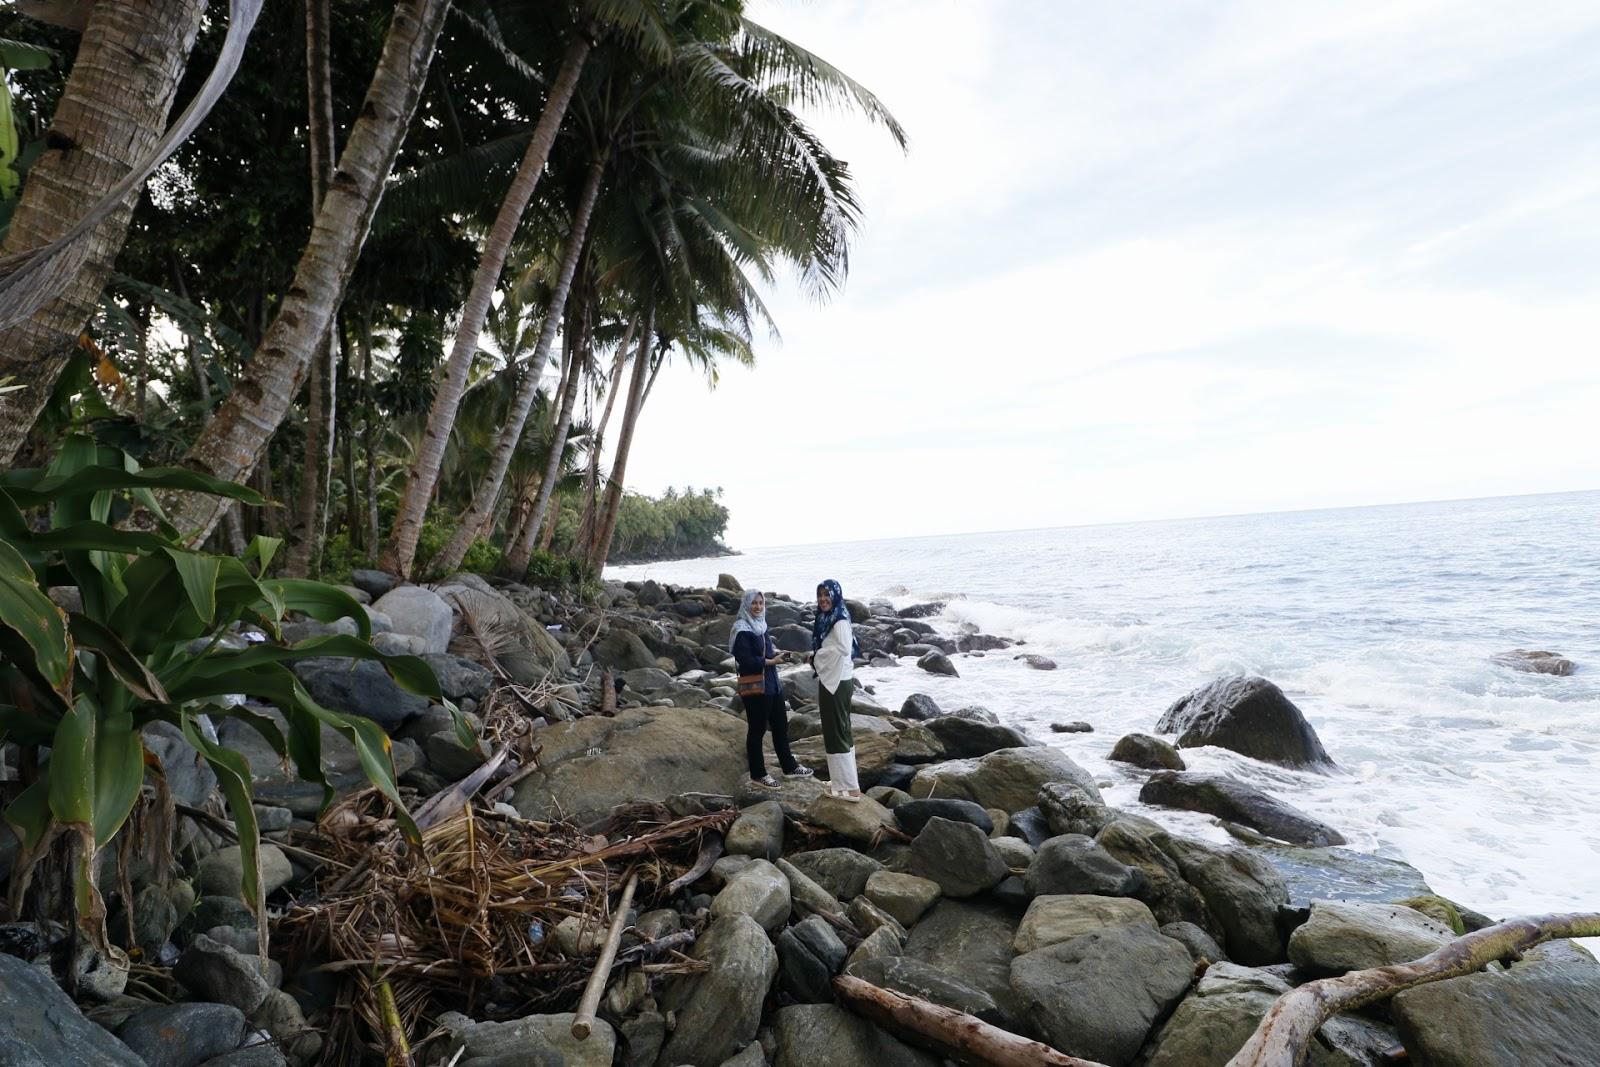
top-left (1226, 911), bottom-right (1600, 1067)
top-left (833, 974), bottom-right (1110, 1067)
top-left (572, 871), bottom-right (640, 1040)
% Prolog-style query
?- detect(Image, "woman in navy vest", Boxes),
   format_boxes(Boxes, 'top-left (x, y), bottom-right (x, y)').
top-left (731, 589), bottom-right (813, 787)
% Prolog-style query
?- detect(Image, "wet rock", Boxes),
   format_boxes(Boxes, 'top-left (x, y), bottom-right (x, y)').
top-left (893, 797), bottom-right (993, 836)
top-left (1140, 771), bottom-right (1346, 847)
top-left (1250, 843), bottom-right (1433, 908)
top-left (1160, 837), bottom-right (1289, 965)
top-left (1014, 654), bottom-right (1057, 670)
top-left (899, 694), bottom-right (942, 720)
top-left (1014, 895), bottom-right (1158, 954)
top-left (1161, 920), bottom-right (1229, 964)
top-left (1004, 806), bottom-right (1053, 848)
top-left (845, 955), bottom-right (1003, 1023)
top-left (1039, 781), bottom-right (1112, 837)
top-left (1492, 649), bottom-right (1577, 676)
top-left (1050, 721), bottom-right (1094, 733)
top-left (659, 915), bottom-right (778, 1067)
top-left (922, 716), bottom-right (1032, 758)
top-left (786, 848), bottom-right (883, 901)
top-left (903, 900), bottom-right (1021, 1025)
top-left (771, 1004), bottom-right (939, 1067)
top-left (117, 1003), bottom-right (246, 1067)
top-left (1025, 834), bottom-right (1143, 898)
top-left (1156, 675), bottom-right (1335, 770)
top-left (371, 585), bottom-right (453, 654)
top-left (1288, 900), bottom-right (1454, 974)
top-left (290, 657), bottom-right (430, 733)
top-left (0, 953), bottom-right (145, 1065)
top-left (711, 859), bottom-right (791, 933)
top-left (910, 818), bottom-right (1008, 899)
top-left (865, 872), bottom-right (942, 926)
top-left (196, 844), bottom-right (293, 899)
top-left (916, 651), bottom-right (958, 677)
top-left (910, 747), bottom-right (1102, 813)
top-left (1109, 732), bottom-right (1186, 770)
top-left (1393, 955), bottom-right (1600, 1065)
top-left (777, 914), bottom-right (848, 1003)
top-left (726, 801), bottom-right (785, 861)
top-left (898, 602), bottom-right (946, 619)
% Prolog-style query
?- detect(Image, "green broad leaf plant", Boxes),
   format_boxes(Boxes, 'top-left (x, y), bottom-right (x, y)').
top-left (0, 434), bottom-right (466, 959)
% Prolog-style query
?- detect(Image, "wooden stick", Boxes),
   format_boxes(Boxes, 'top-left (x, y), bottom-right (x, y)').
top-left (833, 975), bottom-right (1109, 1067)
top-left (571, 870), bottom-right (640, 1040)
top-left (1226, 911), bottom-right (1600, 1067)
top-left (375, 977), bottom-right (413, 1066)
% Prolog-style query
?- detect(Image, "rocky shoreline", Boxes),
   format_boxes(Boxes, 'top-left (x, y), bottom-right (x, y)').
top-left (2, 571), bottom-right (1596, 1066)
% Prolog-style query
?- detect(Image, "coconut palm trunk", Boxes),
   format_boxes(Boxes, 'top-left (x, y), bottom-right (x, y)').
top-left (429, 155), bottom-right (606, 576)
top-left (380, 33), bottom-right (592, 579)
top-left (167, 0), bottom-right (453, 546)
top-left (587, 309), bottom-right (654, 574)
top-left (0, 0), bottom-right (207, 463)
top-left (573, 333), bottom-right (633, 558)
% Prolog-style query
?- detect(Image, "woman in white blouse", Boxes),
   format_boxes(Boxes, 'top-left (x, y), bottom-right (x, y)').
top-left (811, 578), bottom-right (862, 800)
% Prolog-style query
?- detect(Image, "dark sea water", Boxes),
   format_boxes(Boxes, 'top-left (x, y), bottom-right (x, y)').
top-left (613, 490), bottom-right (1600, 919)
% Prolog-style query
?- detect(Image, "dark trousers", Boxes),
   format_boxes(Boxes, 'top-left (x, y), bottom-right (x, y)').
top-left (743, 691), bottom-right (797, 778)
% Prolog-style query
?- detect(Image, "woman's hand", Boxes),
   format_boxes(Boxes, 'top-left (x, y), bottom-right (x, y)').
top-left (766, 654), bottom-right (784, 666)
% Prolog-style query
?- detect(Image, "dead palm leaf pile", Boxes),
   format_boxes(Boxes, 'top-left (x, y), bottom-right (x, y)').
top-left (274, 787), bottom-right (734, 1064)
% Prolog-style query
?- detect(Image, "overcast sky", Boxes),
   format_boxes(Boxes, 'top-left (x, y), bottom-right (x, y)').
top-left (615, 0), bottom-right (1600, 549)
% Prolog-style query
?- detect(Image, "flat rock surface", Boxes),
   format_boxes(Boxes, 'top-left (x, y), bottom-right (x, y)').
top-left (1288, 900), bottom-right (1454, 974)
top-left (1393, 958), bottom-right (1600, 1066)
top-left (903, 900), bottom-right (1021, 1027)
top-left (0, 953), bottom-right (146, 1065)
top-left (1014, 895), bottom-right (1158, 954)
top-left (1140, 771), bottom-right (1346, 847)
top-left (772, 1004), bottom-right (940, 1067)
top-left (910, 747), bottom-right (1102, 812)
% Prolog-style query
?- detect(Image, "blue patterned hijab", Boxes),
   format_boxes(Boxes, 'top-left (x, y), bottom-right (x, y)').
top-left (811, 578), bottom-right (859, 657)
top-left (729, 589), bottom-right (768, 652)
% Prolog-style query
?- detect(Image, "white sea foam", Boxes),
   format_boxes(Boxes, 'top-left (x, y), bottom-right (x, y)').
top-left (612, 491), bottom-right (1600, 920)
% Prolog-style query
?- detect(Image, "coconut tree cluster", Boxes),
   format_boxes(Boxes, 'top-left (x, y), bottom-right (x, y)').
top-left (0, 0), bottom-right (902, 580)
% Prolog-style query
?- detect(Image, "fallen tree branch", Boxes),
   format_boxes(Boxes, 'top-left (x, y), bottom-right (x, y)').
top-left (572, 870), bottom-right (639, 1039)
top-left (1226, 911), bottom-right (1600, 1067)
top-left (833, 975), bottom-right (1109, 1067)
top-left (664, 831), bottom-right (723, 895)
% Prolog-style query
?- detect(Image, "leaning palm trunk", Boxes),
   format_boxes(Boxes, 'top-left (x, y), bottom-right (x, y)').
top-left (573, 333), bottom-right (633, 560)
top-left (380, 34), bottom-right (592, 579)
top-left (430, 156), bottom-right (606, 576)
top-left (167, 0), bottom-right (453, 546)
top-left (284, 0), bottom-right (340, 577)
top-left (0, 0), bottom-right (208, 463)
top-left (587, 311), bottom-right (654, 574)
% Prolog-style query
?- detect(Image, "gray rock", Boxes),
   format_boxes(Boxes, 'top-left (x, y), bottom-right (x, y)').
top-left (117, 1003), bottom-right (246, 1067)
top-left (1160, 837), bottom-right (1289, 965)
top-left (1109, 732), bottom-right (1186, 770)
top-left (771, 1004), bottom-right (939, 1067)
top-left (1015, 653), bottom-right (1057, 670)
top-left (1145, 961), bottom-right (1395, 1066)
top-left (847, 924), bottom-right (905, 967)
top-left (864, 871), bottom-right (942, 926)
top-left (0, 953), bottom-right (145, 1065)
top-left (726, 801), bottom-right (785, 861)
top-left (436, 1010), bottom-right (606, 1067)
top-left (804, 793), bottom-right (897, 844)
top-left (1009, 926), bottom-right (1194, 1066)
top-left (659, 915), bottom-right (778, 1067)
top-left (786, 848), bottom-right (883, 900)
top-left (777, 914), bottom-right (848, 1003)
top-left (1025, 834), bottom-right (1143, 898)
top-left (174, 934), bottom-right (274, 1013)
top-left (592, 628), bottom-right (658, 672)
top-left (1251, 843), bottom-right (1433, 908)
top-left (1004, 806), bottom-right (1053, 848)
top-left (143, 722), bottom-right (220, 811)
top-left (371, 585), bottom-right (453, 654)
top-left (921, 716), bottom-right (1032, 758)
top-left (910, 747), bottom-right (1102, 813)
top-left (291, 657), bottom-right (430, 733)
top-left (424, 729), bottom-right (490, 779)
top-left (903, 900), bottom-right (1021, 1026)
top-left (1161, 921), bottom-right (1229, 963)
top-left (196, 844), bottom-right (293, 900)
top-left (769, 623), bottom-right (814, 653)
top-left (899, 694), bottom-right (941, 720)
top-left (991, 835), bottom-right (1035, 870)
top-left (1140, 771), bottom-right (1346, 847)
top-left (1392, 956), bottom-right (1600, 1066)
top-left (1288, 900), bottom-right (1454, 973)
top-left (910, 818), bottom-right (1008, 898)
top-left (711, 859), bottom-right (791, 932)
top-left (1157, 675), bottom-right (1335, 770)
top-left (1014, 895), bottom-right (1158, 954)
top-left (916, 652), bottom-right (958, 677)
top-left (1050, 721), bottom-right (1094, 733)
top-left (846, 955), bottom-right (1003, 1023)
top-left (349, 569), bottom-right (397, 598)
top-left (717, 1040), bottom-right (765, 1067)
top-left (848, 897), bottom-right (909, 942)
top-left (1492, 648), bottom-right (1577, 676)
top-left (620, 1011), bottom-right (666, 1067)
top-left (419, 653), bottom-right (493, 701)
top-left (1039, 780), bottom-right (1112, 837)
top-left (132, 883), bottom-right (181, 956)
top-left (195, 1047), bottom-right (289, 1067)
top-left (775, 858), bottom-right (846, 917)
top-left (1097, 819), bottom-right (1218, 934)
top-left (894, 797), bottom-right (993, 836)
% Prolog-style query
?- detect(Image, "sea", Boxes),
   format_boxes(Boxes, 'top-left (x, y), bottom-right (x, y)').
top-left (610, 491), bottom-right (1600, 923)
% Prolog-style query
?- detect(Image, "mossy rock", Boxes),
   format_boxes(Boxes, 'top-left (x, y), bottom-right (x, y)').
top-left (1394, 894), bottom-right (1466, 935)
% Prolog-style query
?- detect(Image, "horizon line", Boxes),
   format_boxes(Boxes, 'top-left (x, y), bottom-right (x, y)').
top-left (726, 485), bottom-right (1600, 554)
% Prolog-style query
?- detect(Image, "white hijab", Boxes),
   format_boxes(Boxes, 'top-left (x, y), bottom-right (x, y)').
top-left (729, 588), bottom-right (768, 652)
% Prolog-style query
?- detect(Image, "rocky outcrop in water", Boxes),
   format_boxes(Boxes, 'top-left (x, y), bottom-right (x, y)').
top-left (1156, 674), bottom-right (1337, 770)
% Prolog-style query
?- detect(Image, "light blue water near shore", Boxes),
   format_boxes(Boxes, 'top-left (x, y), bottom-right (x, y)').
top-left (613, 490), bottom-right (1600, 920)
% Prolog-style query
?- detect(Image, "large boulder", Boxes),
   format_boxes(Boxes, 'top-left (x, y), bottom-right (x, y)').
top-left (371, 585), bottom-right (453, 654)
top-left (909, 818), bottom-right (1007, 899)
top-left (1287, 900), bottom-right (1454, 974)
top-left (726, 801), bottom-right (785, 861)
top-left (804, 793), bottom-right (897, 844)
top-left (711, 859), bottom-right (791, 933)
top-left (1039, 781), bottom-right (1113, 838)
top-left (1014, 895), bottom-right (1158, 954)
top-left (1025, 835), bottom-right (1143, 898)
top-left (894, 797), bottom-right (993, 836)
top-left (437, 576), bottom-right (572, 680)
top-left (909, 747), bottom-right (1101, 813)
top-left (290, 657), bottom-right (430, 733)
top-left (419, 653), bottom-right (493, 701)
top-left (777, 915), bottom-right (848, 1004)
top-left (0, 952), bottom-right (146, 1065)
top-left (1146, 962), bottom-right (1395, 1066)
top-left (1139, 771), bottom-right (1346, 847)
top-left (659, 914), bottom-right (778, 1066)
top-left (1156, 675), bottom-right (1335, 770)
top-left (899, 694), bottom-right (942, 720)
top-left (922, 716), bottom-right (1033, 758)
top-left (1009, 926), bottom-right (1194, 1066)
top-left (1492, 649), bottom-right (1577, 676)
top-left (771, 1004), bottom-right (939, 1067)
top-left (845, 955), bottom-right (1003, 1023)
top-left (903, 900), bottom-right (1021, 1026)
top-left (511, 708), bottom-right (747, 824)
top-left (787, 848), bottom-right (883, 901)
top-left (116, 1003), bottom-right (247, 1067)
top-left (865, 872), bottom-right (942, 927)
top-left (916, 652), bottom-right (958, 677)
top-left (1391, 955), bottom-right (1600, 1066)
top-left (1251, 843), bottom-right (1434, 908)
top-left (593, 629), bottom-right (658, 672)
top-left (1159, 837), bottom-right (1289, 965)
top-left (1108, 732), bottom-right (1185, 771)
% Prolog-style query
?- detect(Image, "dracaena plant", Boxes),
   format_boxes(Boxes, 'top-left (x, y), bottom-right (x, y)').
top-left (0, 434), bottom-right (464, 956)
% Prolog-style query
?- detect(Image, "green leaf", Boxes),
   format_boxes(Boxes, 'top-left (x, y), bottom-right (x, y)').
top-left (0, 38), bottom-right (57, 72)
top-left (175, 635), bottom-right (444, 702)
top-left (68, 614), bottom-right (168, 703)
top-left (261, 580), bottom-right (370, 639)
top-left (244, 534), bottom-right (282, 574)
top-left (165, 549), bottom-right (220, 624)
top-left (180, 717), bottom-right (264, 916)
top-left (0, 539), bottom-right (72, 701)
top-left (30, 520), bottom-right (173, 554)
top-left (47, 697), bottom-right (95, 828)
top-left (3, 778), bottom-right (51, 851)
top-left (1, 463), bottom-right (266, 510)
top-left (91, 706), bottom-right (143, 847)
